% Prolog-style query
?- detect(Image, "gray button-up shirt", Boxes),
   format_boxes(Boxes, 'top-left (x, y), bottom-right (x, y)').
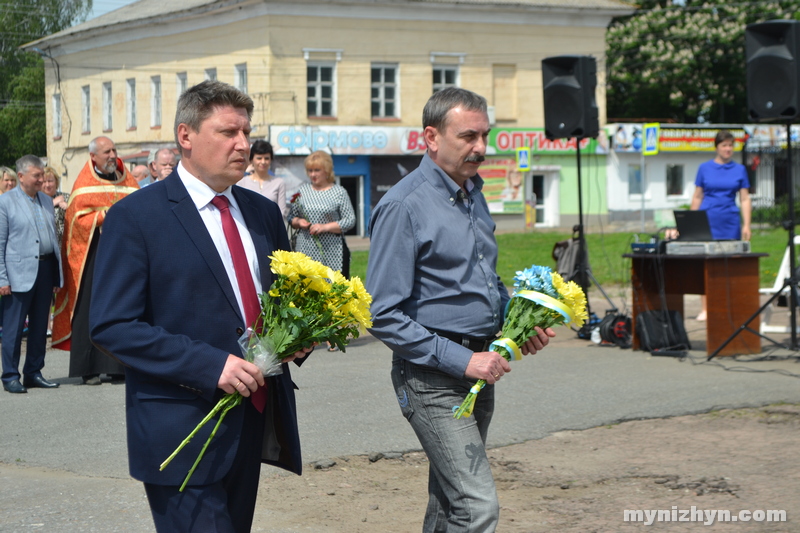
top-left (367, 153), bottom-right (509, 378)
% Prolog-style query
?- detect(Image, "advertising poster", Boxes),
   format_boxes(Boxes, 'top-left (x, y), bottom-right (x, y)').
top-left (481, 157), bottom-right (524, 214)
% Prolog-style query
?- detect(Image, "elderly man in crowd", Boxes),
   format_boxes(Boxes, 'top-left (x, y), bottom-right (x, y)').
top-left (132, 164), bottom-right (151, 186)
top-left (52, 136), bottom-right (139, 385)
top-left (0, 155), bottom-right (63, 393)
top-left (143, 147), bottom-right (176, 186)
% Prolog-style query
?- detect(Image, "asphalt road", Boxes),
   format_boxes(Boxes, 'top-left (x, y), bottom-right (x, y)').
top-left (2, 330), bottom-right (800, 532)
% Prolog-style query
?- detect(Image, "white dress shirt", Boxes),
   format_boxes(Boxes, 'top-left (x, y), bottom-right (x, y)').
top-left (177, 162), bottom-right (262, 322)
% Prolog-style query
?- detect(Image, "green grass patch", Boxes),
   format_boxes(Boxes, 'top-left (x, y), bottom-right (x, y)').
top-left (351, 226), bottom-right (788, 289)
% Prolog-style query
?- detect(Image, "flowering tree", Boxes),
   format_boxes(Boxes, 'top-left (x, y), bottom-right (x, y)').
top-left (607, 1), bottom-right (800, 123)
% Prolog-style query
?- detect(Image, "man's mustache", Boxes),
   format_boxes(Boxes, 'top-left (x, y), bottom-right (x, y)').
top-left (464, 154), bottom-right (485, 163)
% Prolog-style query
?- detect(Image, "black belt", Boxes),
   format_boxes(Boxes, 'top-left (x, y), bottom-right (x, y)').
top-left (428, 328), bottom-right (496, 353)
top-left (38, 253), bottom-right (55, 262)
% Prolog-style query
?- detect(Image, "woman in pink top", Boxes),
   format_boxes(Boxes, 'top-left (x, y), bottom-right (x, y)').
top-left (237, 140), bottom-right (288, 219)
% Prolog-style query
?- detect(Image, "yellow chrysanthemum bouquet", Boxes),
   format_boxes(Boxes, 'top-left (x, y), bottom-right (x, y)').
top-left (453, 265), bottom-right (587, 419)
top-left (161, 251), bottom-right (372, 490)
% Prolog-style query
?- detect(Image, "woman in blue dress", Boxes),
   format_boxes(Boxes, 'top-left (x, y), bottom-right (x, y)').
top-left (690, 130), bottom-right (752, 321)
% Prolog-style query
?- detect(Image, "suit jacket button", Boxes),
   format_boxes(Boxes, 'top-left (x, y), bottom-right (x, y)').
top-left (236, 327), bottom-right (244, 336)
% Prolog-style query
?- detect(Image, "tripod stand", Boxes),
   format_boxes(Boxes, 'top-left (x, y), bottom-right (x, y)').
top-left (573, 137), bottom-right (617, 337)
top-left (708, 123), bottom-right (800, 359)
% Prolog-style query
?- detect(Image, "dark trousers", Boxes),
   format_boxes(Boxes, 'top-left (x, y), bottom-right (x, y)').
top-left (1, 258), bottom-right (56, 384)
top-left (144, 400), bottom-right (266, 533)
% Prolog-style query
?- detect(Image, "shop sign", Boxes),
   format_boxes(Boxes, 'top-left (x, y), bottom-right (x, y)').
top-left (271, 126), bottom-right (428, 155)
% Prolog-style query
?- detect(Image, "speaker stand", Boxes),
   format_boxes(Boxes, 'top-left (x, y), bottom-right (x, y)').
top-left (574, 137), bottom-right (616, 337)
top-left (708, 122), bottom-right (800, 359)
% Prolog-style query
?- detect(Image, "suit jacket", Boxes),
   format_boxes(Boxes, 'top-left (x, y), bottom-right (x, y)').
top-left (0, 187), bottom-right (64, 292)
top-left (89, 171), bottom-right (302, 486)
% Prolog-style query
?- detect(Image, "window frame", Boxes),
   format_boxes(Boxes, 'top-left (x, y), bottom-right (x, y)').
top-left (432, 64), bottom-right (459, 93)
top-left (666, 163), bottom-right (684, 197)
top-left (371, 63), bottom-right (399, 119)
top-left (235, 63), bottom-right (248, 94)
top-left (307, 61), bottom-right (337, 118)
top-left (204, 68), bottom-right (217, 82)
top-left (151, 75), bottom-right (162, 128)
top-left (81, 85), bottom-right (91, 133)
top-left (176, 72), bottom-right (188, 96)
top-left (126, 78), bottom-right (137, 130)
top-left (102, 81), bottom-right (112, 131)
top-left (628, 164), bottom-right (643, 195)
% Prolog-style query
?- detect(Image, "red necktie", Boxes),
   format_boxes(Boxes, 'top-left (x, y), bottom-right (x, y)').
top-left (211, 195), bottom-right (267, 412)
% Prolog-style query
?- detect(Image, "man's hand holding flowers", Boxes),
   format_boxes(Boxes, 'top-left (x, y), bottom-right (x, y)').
top-left (463, 326), bottom-right (555, 385)
top-left (217, 347), bottom-right (312, 397)
top-left (161, 250), bottom-right (372, 490)
top-left (454, 265), bottom-right (587, 418)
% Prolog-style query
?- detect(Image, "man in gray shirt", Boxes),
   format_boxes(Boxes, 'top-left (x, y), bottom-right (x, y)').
top-left (367, 87), bottom-right (555, 531)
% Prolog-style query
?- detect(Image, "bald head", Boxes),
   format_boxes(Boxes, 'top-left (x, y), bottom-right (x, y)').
top-left (132, 165), bottom-right (150, 183)
top-left (150, 148), bottom-right (176, 181)
top-left (89, 136), bottom-right (118, 175)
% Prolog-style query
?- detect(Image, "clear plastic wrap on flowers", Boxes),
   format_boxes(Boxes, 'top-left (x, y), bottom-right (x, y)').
top-left (238, 327), bottom-right (283, 377)
top-left (160, 251), bottom-right (373, 491)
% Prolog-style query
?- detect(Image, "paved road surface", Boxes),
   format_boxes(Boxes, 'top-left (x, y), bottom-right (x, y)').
top-left (2, 301), bottom-right (800, 531)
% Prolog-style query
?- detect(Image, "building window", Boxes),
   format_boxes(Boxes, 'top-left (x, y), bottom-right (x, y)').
top-left (307, 62), bottom-right (335, 117)
top-left (433, 65), bottom-right (458, 93)
top-left (151, 76), bottom-right (161, 127)
top-left (81, 85), bottom-right (90, 133)
top-left (177, 72), bottom-right (187, 95)
top-left (371, 63), bottom-right (398, 118)
top-left (205, 68), bottom-right (217, 81)
top-left (235, 63), bottom-right (247, 94)
top-left (628, 164), bottom-right (642, 195)
top-left (666, 164), bottom-right (684, 196)
top-left (52, 94), bottom-right (62, 138)
top-left (126, 78), bottom-right (136, 129)
top-left (102, 82), bottom-right (112, 131)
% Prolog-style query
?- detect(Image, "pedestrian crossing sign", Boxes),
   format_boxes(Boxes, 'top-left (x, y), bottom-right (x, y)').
top-left (643, 123), bottom-right (659, 156)
top-left (516, 147), bottom-right (531, 170)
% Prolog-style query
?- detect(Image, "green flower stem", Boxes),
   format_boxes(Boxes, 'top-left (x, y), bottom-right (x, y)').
top-left (453, 379), bottom-right (486, 419)
top-left (178, 394), bottom-right (242, 492)
top-left (453, 300), bottom-right (568, 419)
top-left (159, 392), bottom-right (240, 471)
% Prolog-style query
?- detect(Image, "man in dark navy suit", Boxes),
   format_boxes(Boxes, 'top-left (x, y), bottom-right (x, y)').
top-left (90, 80), bottom-right (311, 533)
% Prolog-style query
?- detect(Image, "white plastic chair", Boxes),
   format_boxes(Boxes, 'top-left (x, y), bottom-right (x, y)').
top-left (760, 235), bottom-right (800, 334)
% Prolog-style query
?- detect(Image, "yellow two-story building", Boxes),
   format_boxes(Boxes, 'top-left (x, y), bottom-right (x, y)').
top-left (25, 0), bottom-right (632, 233)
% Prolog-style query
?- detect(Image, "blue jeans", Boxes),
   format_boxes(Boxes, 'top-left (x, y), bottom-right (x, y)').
top-left (391, 355), bottom-right (499, 533)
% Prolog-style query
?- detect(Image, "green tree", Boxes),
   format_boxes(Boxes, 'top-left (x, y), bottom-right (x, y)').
top-left (607, 1), bottom-right (800, 123)
top-left (0, 0), bottom-right (92, 165)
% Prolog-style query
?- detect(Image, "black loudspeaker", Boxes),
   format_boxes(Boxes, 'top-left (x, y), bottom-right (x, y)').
top-left (746, 20), bottom-right (800, 123)
top-left (542, 55), bottom-right (599, 139)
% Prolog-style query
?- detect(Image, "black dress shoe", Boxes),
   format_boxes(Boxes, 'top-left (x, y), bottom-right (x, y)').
top-left (3, 380), bottom-right (27, 393)
top-left (22, 375), bottom-right (60, 389)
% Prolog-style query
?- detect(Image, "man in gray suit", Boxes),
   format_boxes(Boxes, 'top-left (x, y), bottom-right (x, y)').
top-left (0, 155), bottom-right (63, 393)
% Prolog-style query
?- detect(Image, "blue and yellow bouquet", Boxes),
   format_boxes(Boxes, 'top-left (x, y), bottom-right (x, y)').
top-left (453, 265), bottom-right (587, 419)
top-left (160, 251), bottom-right (372, 490)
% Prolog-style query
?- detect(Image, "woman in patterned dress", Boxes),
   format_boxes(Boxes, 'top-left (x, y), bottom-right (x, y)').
top-left (42, 166), bottom-right (70, 246)
top-left (288, 151), bottom-right (356, 276)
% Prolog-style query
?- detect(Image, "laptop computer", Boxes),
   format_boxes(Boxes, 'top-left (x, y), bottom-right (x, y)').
top-left (673, 210), bottom-right (714, 241)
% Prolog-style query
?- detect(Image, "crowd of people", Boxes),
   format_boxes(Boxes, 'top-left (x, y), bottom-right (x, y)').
top-left (2, 81), bottom-right (753, 533)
